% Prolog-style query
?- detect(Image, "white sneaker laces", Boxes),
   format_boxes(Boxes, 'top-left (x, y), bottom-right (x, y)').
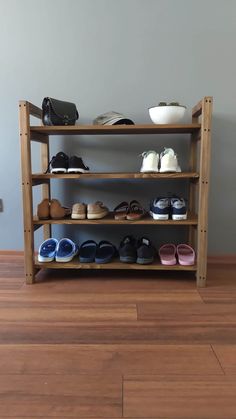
top-left (140, 150), bottom-right (157, 158)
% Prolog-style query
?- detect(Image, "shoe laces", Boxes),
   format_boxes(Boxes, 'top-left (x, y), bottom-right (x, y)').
top-left (140, 150), bottom-right (157, 158)
top-left (45, 152), bottom-right (68, 173)
top-left (160, 148), bottom-right (176, 158)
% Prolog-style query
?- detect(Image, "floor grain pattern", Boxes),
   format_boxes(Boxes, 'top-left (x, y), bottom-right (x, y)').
top-left (0, 256), bottom-right (235, 418)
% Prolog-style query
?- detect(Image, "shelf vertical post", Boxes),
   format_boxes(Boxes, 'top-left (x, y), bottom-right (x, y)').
top-left (41, 137), bottom-right (51, 240)
top-left (19, 101), bottom-right (35, 284)
top-left (188, 130), bottom-right (199, 248)
top-left (196, 97), bottom-right (213, 287)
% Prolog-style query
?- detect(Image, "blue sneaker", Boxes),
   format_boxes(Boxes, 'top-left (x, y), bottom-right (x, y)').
top-left (171, 197), bottom-right (187, 220)
top-left (55, 238), bottom-right (78, 262)
top-left (150, 197), bottom-right (170, 220)
top-left (38, 238), bottom-right (58, 262)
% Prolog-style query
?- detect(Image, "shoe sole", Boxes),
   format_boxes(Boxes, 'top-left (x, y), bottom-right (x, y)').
top-left (140, 169), bottom-right (159, 173)
top-left (71, 214), bottom-right (86, 219)
top-left (67, 168), bottom-right (89, 173)
top-left (120, 256), bottom-right (136, 263)
top-left (79, 257), bottom-right (95, 263)
top-left (150, 211), bottom-right (169, 220)
top-left (87, 212), bottom-right (109, 220)
top-left (55, 255), bottom-right (77, 262)
top-left (172, 214), bottom-right (187, 220)
top-left (51, 168), bottom-right (67, 174)
top-left (136, 257), bottom-right (154, 265)
top-left (38, 255), bottom-right (54, 262)
top-left (160, 259), bottom-right (177, 265)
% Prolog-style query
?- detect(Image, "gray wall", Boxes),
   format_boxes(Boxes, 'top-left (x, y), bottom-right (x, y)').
top-left (0, 0), bottom-right (235, 253)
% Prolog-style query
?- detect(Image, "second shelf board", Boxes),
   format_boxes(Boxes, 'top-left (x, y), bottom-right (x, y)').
top-left (33, 214), bottom-right (198, 225)
top-left (32, 172), bottom-right (199, 181)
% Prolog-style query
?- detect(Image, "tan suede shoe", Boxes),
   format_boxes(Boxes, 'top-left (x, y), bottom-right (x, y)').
top-left (71, 203), bottom-right (87, 219)
top-left (87, 201), bottom-right (109, 220)
top-left (37, 198), bottom-right (50, 219)
top-left (50, 199), bottom-right (71, 219)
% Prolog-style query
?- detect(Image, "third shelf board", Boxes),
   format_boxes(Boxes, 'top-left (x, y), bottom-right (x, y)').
top-left (33, 214), bottom-right (198, 225)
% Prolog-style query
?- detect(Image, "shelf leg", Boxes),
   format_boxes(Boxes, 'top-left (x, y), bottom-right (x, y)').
top-left (41, 137), bottom-right (51, 240)
top-left (196, 97), bottom-right (213, 287)
top-left (19, 101), bottom-right (35, 284)
top-left (188, 131), bottom-right (198, 248)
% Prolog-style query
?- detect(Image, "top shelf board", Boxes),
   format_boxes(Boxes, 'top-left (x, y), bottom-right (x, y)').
top-left (30, 123), bottom-right (201, 136)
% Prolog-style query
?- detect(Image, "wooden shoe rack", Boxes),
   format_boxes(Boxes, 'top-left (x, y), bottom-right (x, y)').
top-left (19, 97), bottom-right (212, 286)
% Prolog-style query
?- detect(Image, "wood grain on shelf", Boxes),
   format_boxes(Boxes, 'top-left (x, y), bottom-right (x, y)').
top-left (30, 123), bottom-right (201, 135)
top-left (32, 171), bottom-right (199, 180)
top-left (35, 257), bottom-right (197, 271)
top-left (33, 213), bottom-right (198, 225)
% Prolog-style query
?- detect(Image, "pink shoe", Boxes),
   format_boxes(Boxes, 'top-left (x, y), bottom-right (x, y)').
top-left (159, 244), bottom-right (177, 265)
top-left (177, 244), bottom-right (195, 266)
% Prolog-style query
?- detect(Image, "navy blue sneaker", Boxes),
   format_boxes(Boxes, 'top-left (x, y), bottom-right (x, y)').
top-left (171, 197), bottom-right (187, 220)
top-left (150, 197), bottom-right (170, 220)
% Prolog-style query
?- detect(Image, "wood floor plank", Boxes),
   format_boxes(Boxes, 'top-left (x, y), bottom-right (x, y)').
top-left (200, 290), bottom-right (236, 304)
top-left (0, 276), bottom-right (24, 290)
top-left (0, 322), bottom-right (236, 344)
top-left (213, 345), bottom-right (236, 374)
top-left (124, 375), bottom-right (236, 418)
top-left (0, 290), bottom-right (202, 305)
top-left (0, 374), bottom-right (121, 417)
top-left (137, 302), bottom-right (236, 323)
top-left (0, 304), bottom-right (137, 322)
top-left (0, 344), bottom-right (223, 375)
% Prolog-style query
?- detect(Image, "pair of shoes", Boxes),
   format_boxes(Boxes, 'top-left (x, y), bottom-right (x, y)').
top-left (114, 201), bottom-right (146, 221)
top-left (150, 197), bottom-right (187, 220)
top-left (119, 236), bottom-right (155, 264)
top-left (159, 244), bottom-right (195, 266)
top-left (38, 238), bottom-right (78, 262)
top-left (46, 152), bottom-right (89, 174)
top-left (140, 148), bottom-right (181, 173)
top-left (79, 240), bottom-right (117, 264)
top-left (72, 202), bottom-right (109, 220)
top-left (37, 199), bottom-right (71, 220)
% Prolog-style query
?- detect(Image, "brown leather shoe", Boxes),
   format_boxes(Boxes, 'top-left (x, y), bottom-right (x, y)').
top-left (50, 199), bottom-right (71, 219)
top-left (37, 198), bottom-right (50, 219)
top-left (87, 201), bottom-right (109, 219)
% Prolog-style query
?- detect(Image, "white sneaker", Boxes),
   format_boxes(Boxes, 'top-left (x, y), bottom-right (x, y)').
top-left (140, 151), bottom-right (159, 172)
top-left (159, 148), bottom-right (181, 173)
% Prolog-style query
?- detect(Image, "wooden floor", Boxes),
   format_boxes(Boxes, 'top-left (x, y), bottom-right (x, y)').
top-left (0, 255), bottom-right (236, 418)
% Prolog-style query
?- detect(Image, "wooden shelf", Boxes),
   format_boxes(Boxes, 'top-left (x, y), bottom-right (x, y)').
top-left (30, 123), bottom-right (201, 136)
top-left (32, 172), bottom-right (199, 181)
top-left (33, 214), bottom-right (198, 225)
top-left (19, 98), bottom-right (213, 286)
top-left (35, 257), bottom-right (197, 271)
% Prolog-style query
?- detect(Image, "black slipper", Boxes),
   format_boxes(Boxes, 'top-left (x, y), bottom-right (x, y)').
top-left (95, 240), bottom-right (116, 264)
top-left (119, 235), bottom-right (137, 263)
top-left (79, 240), bottom-right (97, 263)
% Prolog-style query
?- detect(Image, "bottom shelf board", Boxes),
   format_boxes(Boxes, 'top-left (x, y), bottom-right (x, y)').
top-left (35, 258), bottom-right (197, 271)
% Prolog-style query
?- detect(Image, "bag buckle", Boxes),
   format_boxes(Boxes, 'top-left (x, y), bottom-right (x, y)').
top-left (63, 114), bottom-right (69, 125)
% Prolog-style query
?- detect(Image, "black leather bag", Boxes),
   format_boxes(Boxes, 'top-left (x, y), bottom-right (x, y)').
top-left (42, 97), bottom-right (79, 126)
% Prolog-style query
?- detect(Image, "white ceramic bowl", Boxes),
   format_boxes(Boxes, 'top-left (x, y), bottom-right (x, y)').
top-left (149, 105), bottom-right (186, 124)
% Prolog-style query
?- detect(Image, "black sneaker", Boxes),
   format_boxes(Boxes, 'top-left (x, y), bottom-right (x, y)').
top-left (47, 152), bottom-right (69, 174)
top-left (68, 156), bottom-right (90, 173)
top-left (119, 235), bottom-right (137, 263)
top-left (136, 237), bottom-right (155, 264)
